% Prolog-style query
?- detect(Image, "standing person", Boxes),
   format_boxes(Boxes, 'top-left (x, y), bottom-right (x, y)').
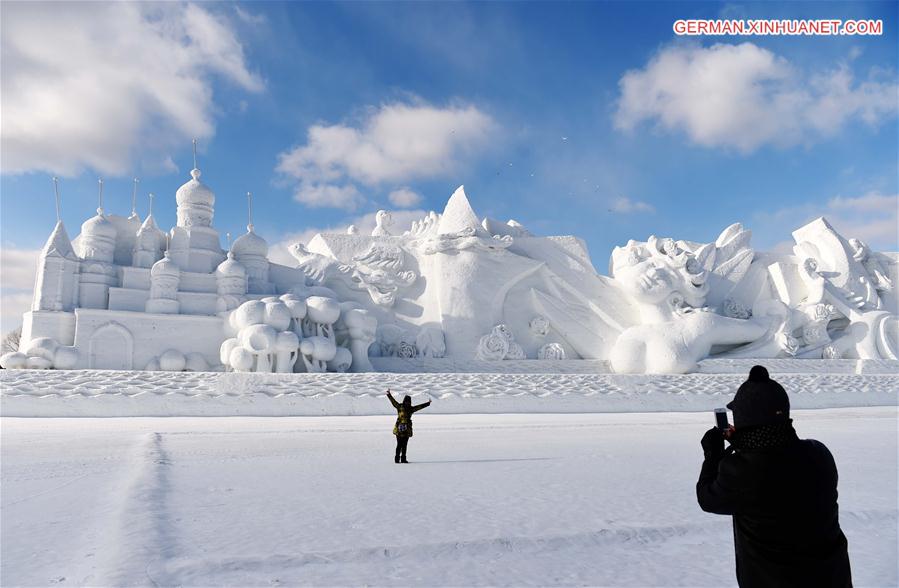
top-left (697, 365), bottom-right (852, 587)
top-left (386, 389), bottom-right (431, 464)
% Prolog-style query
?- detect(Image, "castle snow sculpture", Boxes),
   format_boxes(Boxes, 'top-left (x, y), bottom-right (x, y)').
top-left (4, 173), bottom-right (897, 374)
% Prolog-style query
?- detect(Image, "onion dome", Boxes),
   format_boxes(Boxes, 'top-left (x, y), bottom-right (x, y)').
top-left (216, 251), bottom-right (247, 278)
top-left (151, 250), bottom-right (180, 278)
top-left (232, 225), bottom-right (268, 257)
top-left (175, 168), bottom-right (215, 209)
top-left (81, 209), bottom-right (117, 240)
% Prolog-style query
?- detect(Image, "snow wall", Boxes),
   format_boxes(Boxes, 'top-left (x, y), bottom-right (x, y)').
top-left (2, 359), bottom-right (896, 417)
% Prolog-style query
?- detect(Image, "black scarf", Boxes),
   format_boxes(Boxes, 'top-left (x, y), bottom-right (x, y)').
top-left (730, 420), bottom-right (798, 451)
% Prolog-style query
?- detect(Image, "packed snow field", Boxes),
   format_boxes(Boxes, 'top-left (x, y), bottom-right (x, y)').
top-left (2, 408), bottom-right (896, 587)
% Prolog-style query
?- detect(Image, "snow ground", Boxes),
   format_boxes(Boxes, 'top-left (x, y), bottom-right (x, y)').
top-left (2, 408), bottom-right (896, 587)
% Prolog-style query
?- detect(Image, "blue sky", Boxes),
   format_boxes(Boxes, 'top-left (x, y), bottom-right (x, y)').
top-left (1, 1), bottom-right (897, 332)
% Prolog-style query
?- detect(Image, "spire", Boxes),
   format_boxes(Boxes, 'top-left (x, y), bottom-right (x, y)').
top-left (130, 178), bottom-right (140, 219)
top-left (190, 139), bottom-right (201, 180)
top-left (97, 178), bottom-right (104, 215)
top-left (44, 176), bottom-right (75, 258)
top-left (226, 231), bottom-right (232, 250)
top-left (139, 193), bottom-right (160, 232)
top-left (246, 191), bottom-right (254, 232)
top-left (52, 176), bottom-right (61, 222)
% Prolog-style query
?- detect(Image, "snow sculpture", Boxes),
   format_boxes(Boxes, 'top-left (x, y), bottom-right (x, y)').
top-left (529, 315), bottom-right (550, 337)
top-left (788, 218), bottom-right (897, 360)
top-left (12, 148), bottom-right (383, 373)
top-left (297, 296), bottom-right (341, 372)
top-left (335, 303), bottom-right (377, 372)
top-left (477, 324), bottom-right (526, 360)
top-left (348, 243), bottom-right (418, 307)
top-left (407, 211), bottom-right (440, 237)
top-left (215, 252), bottom-right (248, 313)
top-left (289, 241), bottom-right (417, 308)
top-left (1, 338), bottom-right (79, 370)
top-left (169, 166), bottom-right (224, 273)
top-left (145, 252), bottom-right (180, 314)
top-left (233, 226), bottom-right (272, 295)
top-left (0, 352), bottom-right (27, 369)
top-left (371, 210), bottom-right (393, 236)
top-left (537, 342), bottom-right (566, 360)
top-left (159, 349), bottom-right (187, 372)
top-left (13, 162), bottom-right (898, 376)
top-left (32, 220), bottom-right (80, 313)
top-left (415, 327), bottom-right (446, 358)
top-left (221, 297), bottom-right (304, 373)
top-left (607, 233), bottom-right (777, 373)
top-left (133, 215), bottom-right (164, 268)
top-left (373, 324), bottom-right (405, 357)
top-left (849, 238), bottom-right (893, 298)
top-left (289, 243), bottom-right (352, 284)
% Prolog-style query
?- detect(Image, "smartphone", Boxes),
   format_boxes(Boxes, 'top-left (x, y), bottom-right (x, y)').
top-left (714, 408), bottom-right (729, 430)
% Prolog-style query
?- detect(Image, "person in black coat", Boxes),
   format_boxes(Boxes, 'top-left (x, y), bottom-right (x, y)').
top-left (386, 389), bottom-right (431, 463)
top-left (696, 365), bottom-right (852, 587)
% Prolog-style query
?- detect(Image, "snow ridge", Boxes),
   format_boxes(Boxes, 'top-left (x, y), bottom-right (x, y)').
top-left (2, 368), bottom-right (896, 417)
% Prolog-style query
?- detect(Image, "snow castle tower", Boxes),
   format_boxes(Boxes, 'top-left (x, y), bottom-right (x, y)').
top-left (32, 220), bottom-right (80, 312)
top-left (78, 185), bottom-right (119, 310)
top-left (232, 192), bottom-right (273, 294)
top-left (215, 251), bottom-right (247, 312)
top-left (132, 211), bottom-right (165, 268)
top-left (145, 251), bottom-right (181, 314)
top-left (169, 148), bottom-right (225, 273)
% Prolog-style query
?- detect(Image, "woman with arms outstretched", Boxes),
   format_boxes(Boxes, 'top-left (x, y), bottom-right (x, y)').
top-left (386, 389), bottom-right (431, 463)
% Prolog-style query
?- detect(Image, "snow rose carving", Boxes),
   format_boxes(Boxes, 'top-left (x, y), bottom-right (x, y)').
top-left (529, 315), bottom-right (550, 337)
top-left (812, 303), bottom-right (835, 321)
top-left (505, 342), bottom-right (527, 360)
top-left (537, 343), bottom-right (566, 360)
top-left (802, 323), bottom-right (829, 346)
top-left (477, 331), bottom-right (510, 361)
top-left (776, 332), bottom-right (800, 356)
top-left (396, 341), bottom-right (417, 359)
top-left (723, 298), bottom-right (752, 319)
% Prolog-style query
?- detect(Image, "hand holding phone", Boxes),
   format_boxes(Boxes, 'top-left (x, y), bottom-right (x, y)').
top-left (714, 408), bottom-right (729, 430)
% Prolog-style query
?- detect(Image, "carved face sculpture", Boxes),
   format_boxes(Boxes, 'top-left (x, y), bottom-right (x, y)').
top-left (611, 236), bottom-right (709, 308)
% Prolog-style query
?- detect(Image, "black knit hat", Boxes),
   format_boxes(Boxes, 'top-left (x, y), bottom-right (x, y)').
top-left (726, 365), bottom-right (790, 428)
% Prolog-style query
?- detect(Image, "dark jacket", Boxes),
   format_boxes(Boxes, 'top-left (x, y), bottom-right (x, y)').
top-left (387, 392), bottom-right (430, 437)
top-left (697, 433), bottom-right (851, 587)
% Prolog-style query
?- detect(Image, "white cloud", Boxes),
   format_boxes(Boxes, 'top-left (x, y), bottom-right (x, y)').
top-left (614, 43), bottom-right (897, 153)
top-left (234, 5), bottom-right (267, 26)
top-left (294, 183), bottom-right (364, 211)
top-left (0, 247), bottom-right (40, 334)
top-left (610, 196), bottom-right (655, 214)
top-left (268, 209), bottom-right (428, 266)
top-left (388, 187), bottom-right (423, 208)
top-left (276, 101), bottom-right (495, 210)
top-left (754, 192), bottom-right (898, 251)
top-left (1, 2), bottom-right (262, 177)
